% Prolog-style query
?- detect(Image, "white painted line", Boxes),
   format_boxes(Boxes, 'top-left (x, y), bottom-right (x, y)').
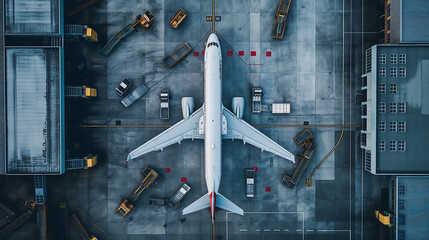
top-left (239, 229), bottom-right (248, 232)
top-left (306, 230), bottom-right (314, 232)
top-left (225, 212), bottom-right (304, 240)
top-left (318, 230), bottom-right (351, 232)
top-left (273, 229), bottom-right (281, 232)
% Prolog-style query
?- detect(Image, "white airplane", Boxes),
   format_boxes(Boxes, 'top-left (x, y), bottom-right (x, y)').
top-left (126, 3), bottom-right (295, 225)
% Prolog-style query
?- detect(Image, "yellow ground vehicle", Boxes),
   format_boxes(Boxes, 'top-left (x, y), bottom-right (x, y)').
top-left (65, 86), bottom-right (97, 98)
top-left (133, 10), bottom-right (155, 28)
top-left (272, 0), bottom-right (291, 39)
top-left (169, 9), bottom-right (187, 28)
top-left (64, 25), bottom-right (98, 42)
top-left (84, 27), bottom-right (98, 42)
top-left (85, 155), bottom-right (98, 168)
top-left (116, 199), bottom-right (135, 217)
top-left (375, 210), bottom-right (393, 227)
top-left (116, 166), bottom-right (159, 216)
top-left (65, 155), bottom-right (98, 170)
top-left (84, 86), bottom-right (97, 97)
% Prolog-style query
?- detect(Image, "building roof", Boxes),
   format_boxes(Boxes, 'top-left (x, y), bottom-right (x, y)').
top-left (401, 0), bottom-right (429, 43)
top-left (4, 0), bottom-right (60, 34)
top-left (5, 48), bottom-right (64, 174)
top-left (370, 44), bottom-right (429, 174)
top-left (396, 176), bottom-right (429, 240)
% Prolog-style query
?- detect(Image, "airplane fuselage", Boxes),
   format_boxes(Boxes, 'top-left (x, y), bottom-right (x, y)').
top-left (204, 33), bottom-right (222, 219)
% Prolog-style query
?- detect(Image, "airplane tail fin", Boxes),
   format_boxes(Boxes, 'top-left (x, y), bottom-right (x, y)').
top-left (182, 192), bottom-right (244, 216)
top-left (216, 193), bottom-right (244, 215)
top-left (182, 193), bottom-right (210, 215)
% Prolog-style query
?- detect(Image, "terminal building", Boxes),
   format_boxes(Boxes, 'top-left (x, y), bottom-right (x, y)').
top-left (0, 0), bottom-right (65, 175)
top-left (361, 0), bottom-right (429, 239)
top-left (361, 44), bottom-right (429, 175)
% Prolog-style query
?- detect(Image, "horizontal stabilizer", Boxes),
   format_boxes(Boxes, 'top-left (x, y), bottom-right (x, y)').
top-left (182, 193), bottom-right (210, 215)
top-left (216, 193), bottom-right (244, 215)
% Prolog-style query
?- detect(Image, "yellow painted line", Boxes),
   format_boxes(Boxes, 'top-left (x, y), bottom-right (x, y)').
top-left (77, 124), bottom-right (361, 128)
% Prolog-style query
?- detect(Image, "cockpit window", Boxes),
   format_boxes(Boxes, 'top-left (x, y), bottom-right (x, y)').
top-left (207, 42), bottom-right (219, 48)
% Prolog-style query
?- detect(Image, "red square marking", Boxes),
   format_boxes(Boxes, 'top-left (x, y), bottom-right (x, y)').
top-left (266, 187), bottom-right (271, 192)
top-left (251, 51), bottom-right (256, 56)
top-left (202, 50), bottom-right (205, 55)
top-left (252, 167), bottom-right (258, 172)
top-left (181, 177), bottom-right (187, 182)
top-left (193, 52), bottom-right (199, 57)
top-left (266, 51), bottom-right (272, 57)
top-left (227, 51), bottom-right (233, 56)
top-left (239, 51), bottom-right (244, 56)
top-left (165, 168), bottom-right (170, 173)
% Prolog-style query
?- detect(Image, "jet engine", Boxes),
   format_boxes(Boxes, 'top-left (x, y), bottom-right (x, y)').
top-left (181, 97), bottom-right (194, 119)
top-left (231, 97), bottom-right (245, 119)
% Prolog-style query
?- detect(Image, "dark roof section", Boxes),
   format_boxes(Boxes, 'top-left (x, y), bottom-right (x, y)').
top-left (401, 0), bottom-right (429, 43)
top-left (5, 48), bottom-right (63, 174)
top-left (4, 0), bottom-right (59, 34)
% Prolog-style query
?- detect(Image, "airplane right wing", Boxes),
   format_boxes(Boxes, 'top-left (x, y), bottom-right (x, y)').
top-left (127, 107), bottom-right (204, 162)
top-left (222, 107), bottom-right (295, 164)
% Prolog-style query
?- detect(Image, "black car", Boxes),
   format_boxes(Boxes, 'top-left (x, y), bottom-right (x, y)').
top-left (116, 78), bottom-right (132, 96)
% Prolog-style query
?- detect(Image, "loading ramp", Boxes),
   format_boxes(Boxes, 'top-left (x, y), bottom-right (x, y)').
top-left (70, 213), bottom-right (98, 240)
top-left (102, 11), bottom-right (154, 56)
top-left (0, 201), bottom-right (35, 239)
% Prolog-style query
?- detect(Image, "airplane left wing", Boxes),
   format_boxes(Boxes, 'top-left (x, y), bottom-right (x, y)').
top-left (127, 107), bottom-right (204, 162)
top-left (222, 107), bottom-right (295, 164)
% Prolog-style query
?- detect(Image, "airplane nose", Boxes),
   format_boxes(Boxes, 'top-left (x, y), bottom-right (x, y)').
top-left (208, 33), bottom-right (219, 44)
